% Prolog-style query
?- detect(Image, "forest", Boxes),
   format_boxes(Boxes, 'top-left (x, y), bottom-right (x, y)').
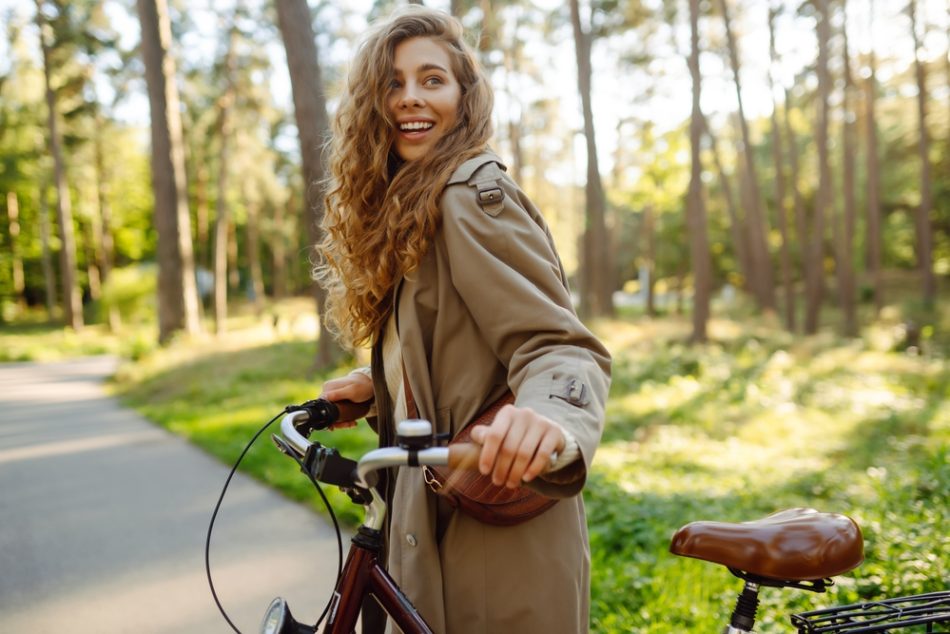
top-left (1, 0), bottom-right (946, 353)
top-left (1, 0), bottom-right (948, 631)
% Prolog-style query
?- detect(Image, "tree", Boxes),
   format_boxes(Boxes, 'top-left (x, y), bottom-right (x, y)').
top-left (212, 16), bottom-right (238, 335)
top-left (5, 192), bottom-right (25, 310)
top-left (686, 0), bottom-right (711, 342)
top-left (718, 0), bottom-right (775, 313)
top-left (137, 0), bottom-right (201, 343)
top-left (35, 0), bottom-right (83, 330)
top-left (569, 0), bottom-right (613, 318)
top-left (908, 0), bottom-right (937, 307)
top-left (864, 0), bottom-right (883, 314)
top-left (805, 0), bottom-right (833, 334)
top-left (767, 4), bottom-right (795, 331)
top-left (274, 0), bottom-right (344, 368)
top-left (835, 0), bottom-right (858, 336)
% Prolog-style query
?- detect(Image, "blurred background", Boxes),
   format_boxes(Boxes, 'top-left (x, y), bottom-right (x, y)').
top-left (0, 0), bottom-right (947, 631)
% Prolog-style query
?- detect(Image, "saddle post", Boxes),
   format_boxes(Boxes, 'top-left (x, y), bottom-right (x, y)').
top-left (724, 580), bottom-right (760, 633)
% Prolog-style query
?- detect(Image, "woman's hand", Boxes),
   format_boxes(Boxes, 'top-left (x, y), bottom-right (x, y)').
top-left (468, 405), bottom-right (566, 489)
top-left (320, 372), bottom-right (374, 429)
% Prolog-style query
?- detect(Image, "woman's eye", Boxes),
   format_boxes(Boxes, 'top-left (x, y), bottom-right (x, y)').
top-left (389, 79), bottom-right (403, 89)
top-left (424, 76), bottom-right (443, 87)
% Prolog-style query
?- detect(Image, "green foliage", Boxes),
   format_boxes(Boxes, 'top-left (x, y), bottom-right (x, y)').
top-left (99, 264), bottom-right (157, 324)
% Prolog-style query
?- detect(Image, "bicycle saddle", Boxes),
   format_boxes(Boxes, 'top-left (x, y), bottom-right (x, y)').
top-left (669, 507), bottom-right (864, 582)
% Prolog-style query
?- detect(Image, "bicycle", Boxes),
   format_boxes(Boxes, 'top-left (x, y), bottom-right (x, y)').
top-left (208, 399), bottom-right (950, 633)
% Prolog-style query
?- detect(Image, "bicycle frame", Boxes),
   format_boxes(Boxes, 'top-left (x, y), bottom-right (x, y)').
top-left (267, 410), bottom-right (461, 634)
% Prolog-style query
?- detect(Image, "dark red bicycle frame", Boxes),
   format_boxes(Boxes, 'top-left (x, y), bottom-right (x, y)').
top-left (323, 527), bottom-right (433, 634)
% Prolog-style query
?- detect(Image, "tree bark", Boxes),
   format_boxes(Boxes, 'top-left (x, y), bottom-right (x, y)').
top-left (569, 0), bottom-right (613, 318)
top-left (137, 0), bottom-right (202, 343)
top-left (806, 0), bottom-right (833, 334)
top-left (275, 0), bottom-right (344, 368)
top-left (785, 86), bottom-right (808, 333)
top-left (718, 0), bottom-right (775, 313)
top-left (213, 21), bottom-right (237, 335)
top-left (864, 0), bottom-right (883, 314)
top-left (908, 0), bottom-right (937, 307)
top-left (36, 1), bottom-right (83, 331)
top-left (767, 5), bottom-right (795, 332)
top-left (836, 2), bottom-right (858, 336)
top-left (246, 188), bottom-right (265, 313)
top-left (687, 0), bottom-right (711, 343)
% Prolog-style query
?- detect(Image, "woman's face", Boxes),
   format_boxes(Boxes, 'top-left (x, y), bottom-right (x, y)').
top-left (386, 37), bottom-right (461, 162)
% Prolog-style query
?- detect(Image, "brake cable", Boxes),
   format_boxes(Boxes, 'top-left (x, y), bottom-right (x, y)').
top-left (204, 407), bottom-right (345, 633)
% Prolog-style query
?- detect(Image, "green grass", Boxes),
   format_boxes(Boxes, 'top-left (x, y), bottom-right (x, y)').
top-left (6, 295), bottom-right (947, 631)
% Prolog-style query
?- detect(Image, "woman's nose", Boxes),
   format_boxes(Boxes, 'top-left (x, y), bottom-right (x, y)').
top-left (398, 83), bottom-right (424, 108)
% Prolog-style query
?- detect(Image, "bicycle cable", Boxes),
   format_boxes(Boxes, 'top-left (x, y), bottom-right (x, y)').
top-left (204, 407), bottom-right (345, 633)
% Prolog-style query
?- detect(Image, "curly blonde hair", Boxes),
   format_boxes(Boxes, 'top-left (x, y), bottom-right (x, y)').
top-left (316, 7), bottom-right (494, 349)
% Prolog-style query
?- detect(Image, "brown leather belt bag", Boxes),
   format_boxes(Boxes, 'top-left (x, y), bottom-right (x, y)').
top-left (403, 366), bottom-right (557, 526)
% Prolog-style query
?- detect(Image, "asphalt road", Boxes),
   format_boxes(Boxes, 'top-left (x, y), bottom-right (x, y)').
top-left (0, 356), bottom-right (345, 633)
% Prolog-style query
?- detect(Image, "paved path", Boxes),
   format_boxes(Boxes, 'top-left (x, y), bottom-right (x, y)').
top-left (0, 356), bottom-right (344, 633)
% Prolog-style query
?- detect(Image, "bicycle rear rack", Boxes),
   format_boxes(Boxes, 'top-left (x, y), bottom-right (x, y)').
top-left (790, 590), bottom-right (950, 633)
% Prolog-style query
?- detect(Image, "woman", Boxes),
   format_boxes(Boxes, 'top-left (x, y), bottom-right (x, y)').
top-left (316, 7), bottom-right (610, 633)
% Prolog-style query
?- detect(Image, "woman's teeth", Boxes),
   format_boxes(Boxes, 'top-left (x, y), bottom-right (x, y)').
top-left (400, 121), bottom-right (434, 131)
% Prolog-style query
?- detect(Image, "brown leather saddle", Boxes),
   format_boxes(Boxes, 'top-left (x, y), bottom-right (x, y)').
top-left (670, 508), bottom-right (864, 584)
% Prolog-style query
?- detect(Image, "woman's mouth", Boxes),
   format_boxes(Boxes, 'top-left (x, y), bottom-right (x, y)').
top-left (398, 120), bottom-right (434, 138)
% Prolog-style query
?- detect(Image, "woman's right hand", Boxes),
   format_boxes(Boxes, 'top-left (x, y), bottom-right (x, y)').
top-left (320, 371), bottom-right (374, 429)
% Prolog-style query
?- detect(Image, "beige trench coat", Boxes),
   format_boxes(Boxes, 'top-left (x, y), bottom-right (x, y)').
top-left (374, 151), bottom-right (611, 634)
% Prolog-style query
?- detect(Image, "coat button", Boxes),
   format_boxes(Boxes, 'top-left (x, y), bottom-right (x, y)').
top-left (406, 533), bottom-right (418, 547)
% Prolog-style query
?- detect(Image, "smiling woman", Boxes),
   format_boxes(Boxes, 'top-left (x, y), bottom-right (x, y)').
top-left (387, 38), bottom-right (461, 162)
top-left (314, 6), bottom-right (611, 633)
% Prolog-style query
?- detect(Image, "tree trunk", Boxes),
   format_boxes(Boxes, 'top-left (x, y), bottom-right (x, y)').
top-left (246, 189), bottom-right (265, 313)
top-left (837, 2), bottom-right (858, 336)
top-left (908, 0), bottom-right (937, 307)
top-left (701, 114), bottom-right (751, 290)
top-left (38, 180), bottom-right (57, 319)
top-left (275, 0), bottom-right (344, 368)
top-left (272, 195), bottom-right (287, 300)
top-left (864, 0), bottom-right (884, 314)
top-left (643, 204), bottom-right (656, 317)
top-left (687, 0), bottom-right (711, 343)
top-left (195, 164), bottom-right (211, 271)
top-left (137, 0), bottom-right (202, 344)
top-left (36, 2), bottom-right (83, 331)
top-left (785, 86), bottom-right (808, 332)
top-left (806, 0), bottom-right (833, 334)
top-left (767, 5), bottom-right (795, 332)
top-left (94, 119), bottom-right (121, 331)
top-left (213, 21), bottom-right (237, 336)
top-left (6, 192), bottom-right (25, 310)
top-left (569, 0), bottom-right (613, 318)
top-left (718, 0), bottom-right (775, 313)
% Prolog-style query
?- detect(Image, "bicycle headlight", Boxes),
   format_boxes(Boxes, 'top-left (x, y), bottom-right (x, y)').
top-left (259, 597), bottom-right (291, 634)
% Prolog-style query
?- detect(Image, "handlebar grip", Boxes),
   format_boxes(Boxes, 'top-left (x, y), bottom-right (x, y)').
top-left (447, 443), bottom-right (482, 471)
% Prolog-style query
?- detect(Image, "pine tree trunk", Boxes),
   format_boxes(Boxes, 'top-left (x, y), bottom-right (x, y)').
top-left (837, 4), bottom-right (858, 336)
top-left (701, 114), bottom-right (750, 290)
top-left (36, 1), bottom-right (83, 331)
top-left (38, 180), bottom-right (56, 319)
top-left (213, 21), bottom-right (237, 336)
top-left (569, 0), bottom-right (613, 318)
top-left (137, 0), bottom-right (202, 343)
top-left (909, 0), bottom-right (937, 306)
top-left (687, 0), bottom-right (711, 343)
top-left (94, 121), bottom-right (121, 331)
top-left (718, 0), bottom-right (775, 313)
top-left (785, 87), bottom-right (808, 332)
top-left (246, 194), bottom-right (265, 313)
top-left (272, 196), bottom-right (287, 300)
top-left (864, 0), bottom-right (884, 314)
top-left (275, 0), bottom-right (344, 368)
top-left (768, 6), bottom-right (795, 332)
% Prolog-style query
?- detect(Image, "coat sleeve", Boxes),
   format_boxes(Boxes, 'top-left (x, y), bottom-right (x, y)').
top-left (438, 168), bottom-right (611, 497)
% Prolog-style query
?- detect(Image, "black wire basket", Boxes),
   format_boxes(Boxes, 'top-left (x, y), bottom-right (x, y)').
top-left (791, 591), bottom-right (950, 633)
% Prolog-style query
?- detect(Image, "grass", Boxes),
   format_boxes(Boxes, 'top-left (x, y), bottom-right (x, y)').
top-left (4, 293), bottom-right (947, 632)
